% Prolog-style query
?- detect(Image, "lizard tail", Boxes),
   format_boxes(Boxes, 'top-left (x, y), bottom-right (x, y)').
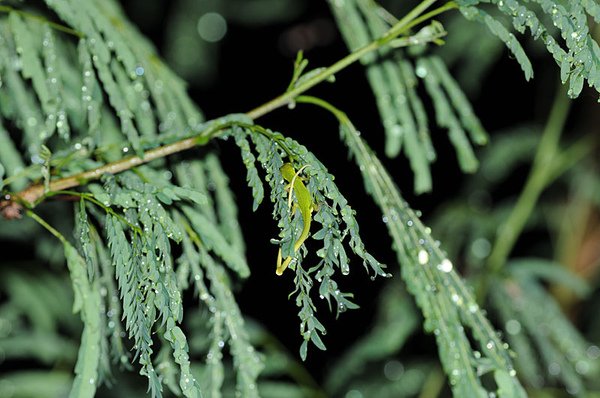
top-left (276, 247), bottom-right (293, 276)
top-left (277, 216), bottom-right (310, 275)
top-left (294, 221), bottom-right (311, 252)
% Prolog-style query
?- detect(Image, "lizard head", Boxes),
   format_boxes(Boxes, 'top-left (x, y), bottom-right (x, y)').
top-left (280, 162), bottom-right (296, 181)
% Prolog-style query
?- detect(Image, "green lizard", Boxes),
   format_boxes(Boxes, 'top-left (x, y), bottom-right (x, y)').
top-left (276, 162), bottom-right (315, 275)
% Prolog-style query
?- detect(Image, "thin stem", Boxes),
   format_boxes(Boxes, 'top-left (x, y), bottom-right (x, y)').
top-left (296, 95), bottom-right (352, 124)
top-left (246, 0), bottom-right (440, 119)
top-left (26, 209), bottom-right (68, 244)
top-left (14, 121), bottom-right (238, 207)
top-left (0, 5), bottom-right (83, 38)
top-left (547, 135), bottom-right (595, 181)
top-left (477, 86), bottom-right (571, 301)
top-left (418, 366), bottom-right (446, 398)
top-left (402, 1), bottom-right (458, 32)
top-left (16, 136), bottom-right (199, 207)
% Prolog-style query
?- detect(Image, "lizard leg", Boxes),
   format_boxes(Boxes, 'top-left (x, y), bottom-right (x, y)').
top-left (276, 247), bottom-right (293, 275)
top-left (286, 165), bottom-right (309, 209)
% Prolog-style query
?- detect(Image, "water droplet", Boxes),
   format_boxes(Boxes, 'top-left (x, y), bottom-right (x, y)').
top-left (437, 259), bottom-right (453, 273)
top-left (471, 238), bottom-right (491, 259)
top-left (416, 65), bottom-right (428, 78)
top-left (135, 65), bottom-right (145, 76)
top-left (122, 147), bottom-right (129, 153)
top-left (548, 362), bottom-right (561, 375)
top-left (197, 12), bottom-right (228, 42)
top-left (586, 345), bottom-right (600, 359)
top-left (509, 369), bottom-right (517, 377)
top-left (486, 341), bottom-right (495, 350)
top-left (344, 389), bottom-right (363, 398)
top-left (418, 249), bottom-right (429, 265)
top-left (382, 215), bottom-right (389, 223)
top-left (505, 319), bottom-right (521, 335)
top-left (451, 294), bottom-right (462, 305)
top-left (218, 340), bottom-right (225, 348)
top-left (383, 360), bottom-right (404, 381)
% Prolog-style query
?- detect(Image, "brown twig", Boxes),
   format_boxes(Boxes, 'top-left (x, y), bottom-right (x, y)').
top-left (2, 135), bottom-right (202, 219)
top-left (0, 194), bottom-right (23, 220)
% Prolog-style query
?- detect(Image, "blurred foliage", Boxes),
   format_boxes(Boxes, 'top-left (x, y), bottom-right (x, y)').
top-left (162, 0), bottom-right (305, 87)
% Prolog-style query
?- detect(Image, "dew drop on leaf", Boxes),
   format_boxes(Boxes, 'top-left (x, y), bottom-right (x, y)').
top-left (586, 345), bottom-right (600, 359)
top-left (548, 362), bottom-right (561, 375)
top-left (418, 249), bottom-right (429, 265)
top-left (437, 259), bottom-right (453, 272)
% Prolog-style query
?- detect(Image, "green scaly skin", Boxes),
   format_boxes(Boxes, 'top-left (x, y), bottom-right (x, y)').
top-left (276, 163), bottom-right (314, 275)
